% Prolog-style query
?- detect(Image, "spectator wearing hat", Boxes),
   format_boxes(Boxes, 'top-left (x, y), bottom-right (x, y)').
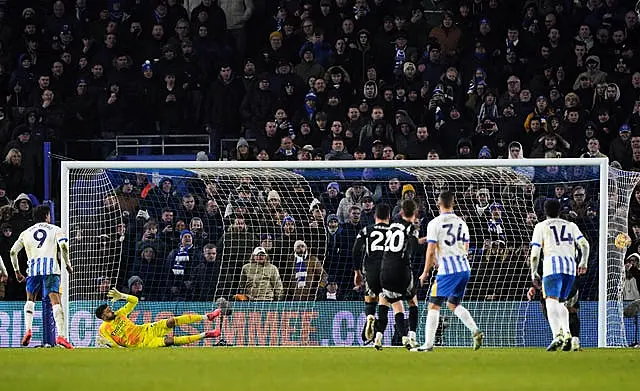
top-left (337, 180), bottom-right (372, 224)
top-left (276, 215), bottom-right (303, 260)
top-left (164, 230), bottom-right (199, 300)
top-left (115, 178), bottom-right (139, 217)
top-left (320, 182), bottom-right (344, 215)
top-left (360, 195), bottom-right (376, 226)
top-left (609, 124), bottom-right (633, 169)
top-left (234, 137), bottom-right (255, 161)
top-left (240, 73), bottom-right (277, 139)
top-left (126, 275), bottom-right (147, 300)
top-left (280, 240), bottom-right (325, 301)
top-left (295, 42), bottom-right (325, 84)
top-left (485, 202), bottom-right (507, 248)
top-left (238, 246), bottom-right (284, 301)
top-left (391, 184), bottom-right (417, 217)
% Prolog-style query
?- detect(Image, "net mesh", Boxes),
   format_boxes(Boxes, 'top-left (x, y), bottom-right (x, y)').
top-left (63, 161), bottom-right (635, 347)
top-left (607, 167), bottom-right (640, 347)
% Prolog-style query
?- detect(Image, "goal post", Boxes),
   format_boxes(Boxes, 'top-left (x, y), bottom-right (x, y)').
top-left (59, 158), bottom-right (632, 348)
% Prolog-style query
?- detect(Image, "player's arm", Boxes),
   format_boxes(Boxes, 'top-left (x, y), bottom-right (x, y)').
top-left (352, 227), bottom-right (366, 287)
top-left (9, 234), bottom-right (25, 282)
top-left (419, 222), bottom-right (438, 285)
top-left (56, 230), bottom-right (73, 273)
top-left (574, 224), bottom-right (590, 274)
top-left (0, 255), bottom-right (7, 282)
top-left (109, 288), bottom-right (139, 315)
top-left (529, 224), bottom-right (543, 283)
top-left (96, 328), bottom-right (122, 348)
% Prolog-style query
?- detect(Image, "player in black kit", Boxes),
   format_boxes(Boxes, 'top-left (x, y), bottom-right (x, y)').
top-left (374, 199), bottom-right (421, 350)
top-left (353, 204), bottom-right (391, 343)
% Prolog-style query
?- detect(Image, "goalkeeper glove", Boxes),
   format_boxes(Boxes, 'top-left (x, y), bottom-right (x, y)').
top-left (107, 288), bottom-right (128, 302)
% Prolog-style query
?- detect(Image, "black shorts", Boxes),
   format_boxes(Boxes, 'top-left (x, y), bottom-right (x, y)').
top-left (363, 262), bottom-right (381, 298)
top-left (380, 267), bottom-right (416, 303)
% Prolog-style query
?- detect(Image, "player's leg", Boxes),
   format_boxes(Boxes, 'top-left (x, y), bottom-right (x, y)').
top-left (362, 295), bottom-right (378, 342)
top-left (445, 272), bottom-right (482, 350)
top-left (374, 294), bottom-right (391, 350)
top-left (558, 274), bottom-right (576, 351)
top-left (44, 275), bottom-right (73, 349)
top-left (164, 328), bottom-right (222, 346)
top-left (413, 278), bottom-right (443, 352)
top-left (542, 274), bottom-right (565, 350)
top-left (22, 276), bottom-right (42, 346)
top-left (165, 309), bottom-right (222, 329)
top-left (406, 295), bottom-right (419, 348)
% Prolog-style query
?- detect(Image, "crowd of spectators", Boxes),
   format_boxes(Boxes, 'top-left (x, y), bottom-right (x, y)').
top-left (1, 0), bottom-right (640, 302)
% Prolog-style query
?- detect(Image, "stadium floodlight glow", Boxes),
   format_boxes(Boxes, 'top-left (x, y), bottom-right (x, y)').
top-left (60, 158), bottom-right (635, 348)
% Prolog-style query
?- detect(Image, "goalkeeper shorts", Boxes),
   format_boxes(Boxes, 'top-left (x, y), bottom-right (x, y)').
top-left (137, 320), bottom-right (172, 348)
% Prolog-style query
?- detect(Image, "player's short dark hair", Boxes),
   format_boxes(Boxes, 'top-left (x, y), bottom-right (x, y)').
top-left (401, 199), bottom-right (417, 218)
top-left (375, 203), bottom-right (391, 220)
top-left (32, 205), bottom-right (50, 222)
top-left (438, 190), bottom-right (455, 208)
top-left (544, 198), bottom-right (561, 218)
top-left (95, 304), bottom-right (108, 319)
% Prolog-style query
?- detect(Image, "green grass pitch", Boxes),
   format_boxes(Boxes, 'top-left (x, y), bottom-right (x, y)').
top-left (2, 348), bottom-right (638, 391)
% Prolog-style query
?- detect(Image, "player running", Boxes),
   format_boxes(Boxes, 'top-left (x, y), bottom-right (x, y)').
top-left (414, 190), bottom-right (483, 352)
top-left (375, 199), bottom-right (421, 351)
top-left (95, 288), bottom-right (221, 348)
top-left (530, 199), bottom-right (589, 351)
top-left (10, 205), bottom-right (74, 348)
top-left (353, 203), bottom-right (391, 343)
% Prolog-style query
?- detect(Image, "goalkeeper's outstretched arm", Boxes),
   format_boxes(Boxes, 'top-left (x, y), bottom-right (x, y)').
top-left (108, 288), bottom-right (139, 315)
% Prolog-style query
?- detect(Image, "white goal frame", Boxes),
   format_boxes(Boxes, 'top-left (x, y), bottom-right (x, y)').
top-left (60, 158), bottom-right (611, 347)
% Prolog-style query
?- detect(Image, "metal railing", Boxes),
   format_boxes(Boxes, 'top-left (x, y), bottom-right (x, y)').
top-left (65, 134), bottom-right (211, 158)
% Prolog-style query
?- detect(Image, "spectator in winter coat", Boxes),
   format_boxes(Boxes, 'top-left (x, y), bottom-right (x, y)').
top-left (238, 246), bottom-right (284, 301)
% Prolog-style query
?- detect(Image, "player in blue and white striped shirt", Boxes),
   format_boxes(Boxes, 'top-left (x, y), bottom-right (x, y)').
top-left (530, 199), bottom-right (589, 351)
top-left (10, 205), bottom-right (74, 348)
top-left (413, 190), bottom-right (483, 352)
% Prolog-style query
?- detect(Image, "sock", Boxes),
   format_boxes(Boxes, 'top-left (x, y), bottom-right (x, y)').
top-left (365, 302), bottom-right (377, 317)
top-left (408, 306), bottom-right (419, 332)
top-left (52, 304), bottom-right (66, 338)
top-left (557, 303), bottom-right (571, 337)
top-left (395, 312), bottom-right (406, 337)
top-left (545, 298), bottom-right (561, 337)
top-left (24, 301), bottom-right (35, 331)
top-left (174, 314), bottom-right (206, 326)
top-left (425, 309), bottom-right (439, 348)
top-left (454, 305), bottom-right (478, 334)
top-left (173, 333), bottom-right (205, 345)
top-left (377, 305), bottom-right (389, 333)
top-left (569, 312), bottom-right (580, 337)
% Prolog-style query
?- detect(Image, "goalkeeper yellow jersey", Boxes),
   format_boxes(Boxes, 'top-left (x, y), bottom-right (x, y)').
top-left (99, 296), bottom-right (144, 347)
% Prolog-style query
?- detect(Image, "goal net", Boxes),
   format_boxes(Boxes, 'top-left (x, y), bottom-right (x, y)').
top-left (60, 159), bottom-right (633, 347)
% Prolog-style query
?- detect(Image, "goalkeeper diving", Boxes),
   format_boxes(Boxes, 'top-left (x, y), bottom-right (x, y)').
top-left (95, 288), bottom-right (221, 348)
